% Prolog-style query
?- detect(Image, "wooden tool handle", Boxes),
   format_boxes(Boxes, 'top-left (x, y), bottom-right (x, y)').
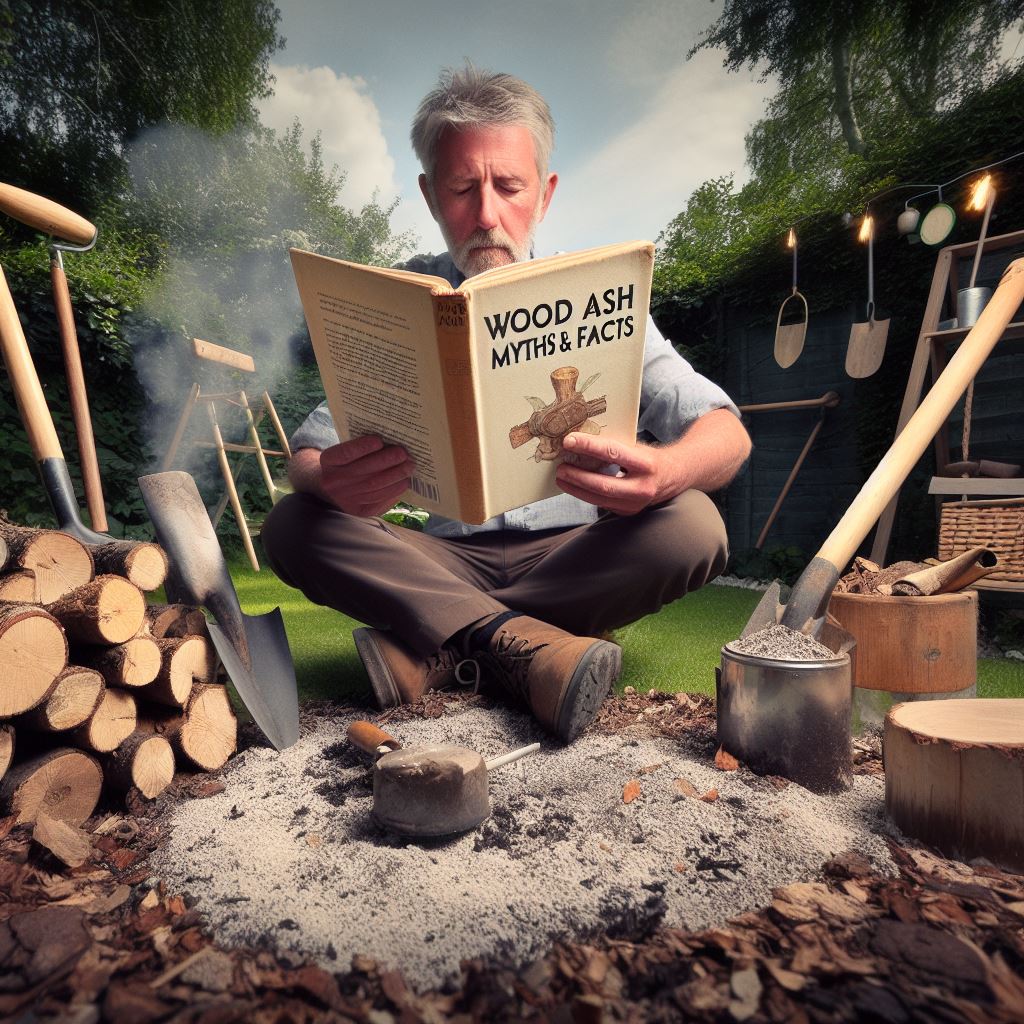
top-left (347, 721), bottom-right (401, 754)
top-left (0, 182), bottom-right (95, 246)
top-left (0, 266), bottom-right (63, 460)
top-left (818, 258), bottom-right (1024, 573)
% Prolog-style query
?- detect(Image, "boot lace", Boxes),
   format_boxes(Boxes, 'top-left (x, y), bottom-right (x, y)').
top-left (426, 647), bottom-right (481, 694)
top-left (478, 628), bottom-right (547, 705)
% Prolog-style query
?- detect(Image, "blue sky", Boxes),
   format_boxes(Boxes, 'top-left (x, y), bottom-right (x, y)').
top-left (258, 0), bottom-right (771, 255)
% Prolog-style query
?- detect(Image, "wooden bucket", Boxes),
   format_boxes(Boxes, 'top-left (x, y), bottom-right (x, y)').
top-left (827, 591), bottom-right (977, 727)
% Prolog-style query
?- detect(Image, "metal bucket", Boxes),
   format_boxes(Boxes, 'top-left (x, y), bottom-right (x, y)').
top-left (717, 646), bottom-right (853, 794)
top-left (957, 287), bottom-right (992, 328)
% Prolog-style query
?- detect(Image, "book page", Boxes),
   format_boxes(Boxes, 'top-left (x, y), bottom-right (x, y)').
top-left (289, 249), bottom-right (461, 515)
top-left (464, 243), bottom-right (653, 518)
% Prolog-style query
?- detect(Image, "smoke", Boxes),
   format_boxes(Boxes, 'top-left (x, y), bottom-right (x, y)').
top-left (122, 120), bottom-right (394, 489)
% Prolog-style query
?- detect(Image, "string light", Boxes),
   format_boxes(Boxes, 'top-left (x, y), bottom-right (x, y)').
top-left (787, 227), bottom-right (796, 249)
top-left (858, 213), bottom-right (874, 243)
top-left (968, 173), bottom-right (993, 212)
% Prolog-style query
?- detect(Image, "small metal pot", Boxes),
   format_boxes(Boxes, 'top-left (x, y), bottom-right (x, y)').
top-left (716, 646), bottom-right (852, 794)
top-left (957, 286), bottom-right (992, 328)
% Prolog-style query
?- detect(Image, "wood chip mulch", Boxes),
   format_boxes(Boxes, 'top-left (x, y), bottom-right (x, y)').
top-left (2, 691), bottom-right (1021, 1023)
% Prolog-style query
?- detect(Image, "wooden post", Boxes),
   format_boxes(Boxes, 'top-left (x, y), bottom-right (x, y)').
top-left (206, 401), bottom-right (260, 571)
top-left (160, 382), bottom-right (201, 471)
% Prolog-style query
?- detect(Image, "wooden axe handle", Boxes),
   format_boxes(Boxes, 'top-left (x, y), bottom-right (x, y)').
top-left (0, 182), bottom-right (95, 246)
top-left (818, 258), bottom-right (1024, 573)
top-left (347, 720), bottom-right (401, 754)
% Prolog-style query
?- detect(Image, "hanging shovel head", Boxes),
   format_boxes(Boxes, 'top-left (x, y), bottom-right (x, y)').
top-left (138, 471), bottom-right (299, 751)
top-left (845, 302), bottom-right (890, 379)
top-left (774, 289), bottom-right (808, 368)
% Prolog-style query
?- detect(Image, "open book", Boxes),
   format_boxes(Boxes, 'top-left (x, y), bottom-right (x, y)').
top-left (290, 240), bottom-right (654, 524)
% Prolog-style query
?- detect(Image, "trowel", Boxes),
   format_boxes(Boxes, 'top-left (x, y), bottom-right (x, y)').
top-left (774, 229), bottom-right (808, 369)
top-left (845, 216), bottom-right (890, 379)
top-left (139, 471), bottom-right (299, 751)
top-left (720, 258), bottom-right (1024, 785)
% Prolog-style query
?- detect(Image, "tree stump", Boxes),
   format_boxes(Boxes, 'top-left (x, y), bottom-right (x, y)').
top-left (80, 635), bottom-right (161, 688)
top-left (18, 666), bottom-right (105, 732)
top-left (89, 540), bottom-right (168, 592)
top-left (0, 748), bottom-right (103, 825)
top-left (46, 574), bottom-right (146, 645)
top-left (0, 603), bottom-right (68, 716)
top-left (71, 688), bottom-right (137, 753)
top-left (0, 516), bottom-right (93, 602)
top-left (885, 699), bottom-right (1024, 872)
top-left (101, 730), bottom-right (175, 798)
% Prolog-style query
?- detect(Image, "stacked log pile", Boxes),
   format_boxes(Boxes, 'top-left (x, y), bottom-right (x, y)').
top-left (0, 514), bottom-right (237, 846)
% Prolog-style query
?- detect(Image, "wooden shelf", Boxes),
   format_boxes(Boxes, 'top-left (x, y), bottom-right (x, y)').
top-left (923, 321), bottom-right (1024, 343)
top-left (929, 477), bottom-right (1024, 496)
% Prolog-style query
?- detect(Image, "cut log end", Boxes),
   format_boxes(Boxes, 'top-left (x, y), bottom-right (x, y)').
top-left (885, 698), bottom-right (1024, 872)
top-left (0, 748), bottom-right (103, 825)
top-left (92, 540), bottom-right (169, 592)
top-left (0, 518), bottom-right (94, 602)
top-left (103, 731), bottom-right (175, 799)
top-left (81, 635), bottom-right (161, 688)
top-left (0, 604), bottom-right (68, 716)
top-left (181, 684), bottom-right (237, 771)
top-left (0, 723), bottom-right (14, 778)
top-left (0, 570), bottom-right (37, 602)
top-left (72, 688), bottom-right (137, 753)
top-left (47, 574), bottom-right (146, 645)
top-left (20, 666), bottom-right (105, 732)
top-left (144, 603), bottom-right (209, 640)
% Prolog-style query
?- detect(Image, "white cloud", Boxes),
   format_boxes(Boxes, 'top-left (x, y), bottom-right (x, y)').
top-left (539, 49), bottom-right (770, 253)
top-left (257, 63), bottom-right (398, 209)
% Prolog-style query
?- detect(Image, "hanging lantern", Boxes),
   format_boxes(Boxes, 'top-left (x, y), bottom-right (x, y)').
top-left (897, 205), bottom-right (920, 235)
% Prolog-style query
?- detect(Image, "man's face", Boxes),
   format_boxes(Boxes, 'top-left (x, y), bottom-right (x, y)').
top-left (419, 124), bottom-right (558, 278)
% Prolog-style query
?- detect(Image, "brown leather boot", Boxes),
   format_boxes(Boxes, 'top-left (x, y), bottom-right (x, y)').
top-left (353, 628), bottom-right (479, 709)
top-left (472, 614), bottom-right (620, 742)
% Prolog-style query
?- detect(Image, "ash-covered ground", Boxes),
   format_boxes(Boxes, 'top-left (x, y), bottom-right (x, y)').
top-left (151, 702), bottom-right (893, 992)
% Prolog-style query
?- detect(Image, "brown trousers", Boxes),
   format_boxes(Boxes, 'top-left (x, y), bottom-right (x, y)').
top-left (261, 491), bottom-right (729, 656)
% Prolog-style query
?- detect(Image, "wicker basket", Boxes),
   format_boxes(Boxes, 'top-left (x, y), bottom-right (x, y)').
top-left (938, 497), bottom-right (1024, 583)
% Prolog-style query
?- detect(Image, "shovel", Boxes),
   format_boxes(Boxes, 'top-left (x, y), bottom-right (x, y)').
top-left (845, 218), bottom-right (890, 379)
top-left (743, 258), bottom-right (1024, 641)
top-left (347, 720), bottom-right (539, 837)
top-left (138, 471), bottom-right (299, 751)
top-left (774, 231), bottom-right (808, 369)
top-left (0, 184), bottom-right (107, 544)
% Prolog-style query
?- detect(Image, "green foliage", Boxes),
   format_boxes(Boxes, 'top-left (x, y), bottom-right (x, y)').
top-left (0, 0), bottom-right (283, 209)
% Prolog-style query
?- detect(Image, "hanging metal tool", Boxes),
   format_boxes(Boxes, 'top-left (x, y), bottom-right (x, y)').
top-left (845, 214), bottom-right (890, 379)
top-left (773, 228), bottom-right (808, 369)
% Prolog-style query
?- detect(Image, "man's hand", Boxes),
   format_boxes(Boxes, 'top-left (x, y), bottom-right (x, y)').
top-left (555, 434), bottom-right (673, 516)
top-left (289, 436), bottom-right (415, 518)
top-left (555, 408), bottom-right (752, 515)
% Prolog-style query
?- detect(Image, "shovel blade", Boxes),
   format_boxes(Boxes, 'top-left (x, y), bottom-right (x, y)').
top-left (741, 581), bottom-right (784, 637)
top-left (845, 317), bottom-right (890, 379)
top-left (741, 557), bottom-right (842, 640)
top-left (774, 321), bottom-right (806, 368)
top-left (208, 612), bottom-right (299, 751)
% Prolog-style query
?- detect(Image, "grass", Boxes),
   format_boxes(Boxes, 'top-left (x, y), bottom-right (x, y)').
top-left (227, 567), bottom-right (1024, 703)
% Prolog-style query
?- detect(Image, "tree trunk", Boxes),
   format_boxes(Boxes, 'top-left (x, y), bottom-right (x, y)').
top-left (70, 687), bottom-right (137, 753)
top-left (830, 35), bottom-right (866, 156)
top-left (89, 540), bottom-right (168, 592)
top-left (101, 730), bottom-right (175, 799)
top-left (0, 603), bottom-right (68, 716)
top-left (79, 635), bottom-right (161, 688)
top-left (17, 666), bottom-right (105, 732)
top-left (0, 747), bottom-right (103, 825)
top-left (46, 574), bottom-right (146, 645)
top-left (0, 570), bottom-right (37, 602)
top-left (885, 699), bottom-right (1024, 872)
top-left (0, 515), bottom-right (94, 602)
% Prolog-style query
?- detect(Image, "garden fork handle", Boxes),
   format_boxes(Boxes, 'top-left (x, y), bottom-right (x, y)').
top-left (0, 182), bottom-right (96, 246)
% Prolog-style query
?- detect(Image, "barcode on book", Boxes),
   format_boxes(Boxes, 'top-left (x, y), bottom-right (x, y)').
top-left (409, 476), bottom-right (439, 502)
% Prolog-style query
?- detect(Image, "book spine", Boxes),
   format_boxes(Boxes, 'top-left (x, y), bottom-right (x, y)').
top-left (433, 294), bottom-right (487, 524)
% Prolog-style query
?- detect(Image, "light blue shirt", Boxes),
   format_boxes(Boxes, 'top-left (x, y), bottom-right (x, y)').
top-left (291, 251), bottom-right (740, 537)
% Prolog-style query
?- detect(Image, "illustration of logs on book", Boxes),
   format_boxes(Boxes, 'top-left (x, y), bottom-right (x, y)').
top-left (0, 513), bottom-right (237, 862)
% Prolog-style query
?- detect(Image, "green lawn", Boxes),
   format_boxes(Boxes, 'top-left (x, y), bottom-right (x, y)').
top-left (228, 568), bottom-right (1024, 703)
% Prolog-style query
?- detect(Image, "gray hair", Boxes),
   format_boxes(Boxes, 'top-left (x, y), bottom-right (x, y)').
top-left (411, 64), bottom-right (555, 182)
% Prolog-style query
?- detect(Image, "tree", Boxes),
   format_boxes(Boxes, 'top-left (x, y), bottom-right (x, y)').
top-left (691, 0), bottom-right (1024, 159)
top-left (0, 0), bottom-right (283, 207)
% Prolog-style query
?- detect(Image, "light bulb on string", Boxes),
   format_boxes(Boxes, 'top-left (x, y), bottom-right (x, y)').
top-left (858, 213), bottom-right (874, 243)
